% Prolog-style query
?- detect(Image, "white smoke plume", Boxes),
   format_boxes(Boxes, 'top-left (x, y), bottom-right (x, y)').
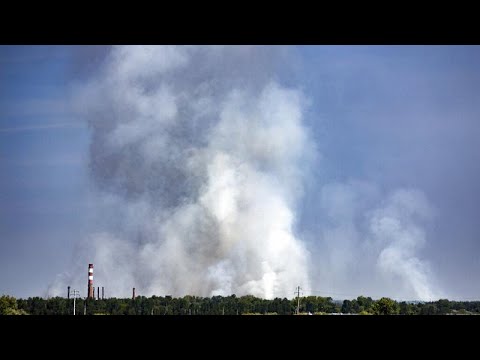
top-left (48, 46), bottom-right (443, 302)
top-left (368, 189), bottom-right (440, 300)
top-left (49, 46), bottom-right (313, 299)
top-left (310, 182), bottom-right (443, 301)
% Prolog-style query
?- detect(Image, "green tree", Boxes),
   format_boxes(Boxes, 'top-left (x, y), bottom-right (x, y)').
top-left (420, 303), bottom-right (437, 315)
top-left (372, 297), bottom-right (399, 315)
top-left (399, 301), bottom-right (417, 315)
top-left (341, 300), bottom-right (353, 313)
top-left (436, 299), bottom-right (450, 315)
top-left (356, 296), bottom-right (374, 313)
top-left (0, 295), bottom-right (17, 314)
top-left (0, 295), bottom-right (28, 315)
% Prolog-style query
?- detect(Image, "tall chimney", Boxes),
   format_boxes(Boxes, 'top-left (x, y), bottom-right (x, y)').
top-left (88, 264), bottom-right (94, 299)
top-left (67, 286), bottom-right (70, 299)
top-left (97, 287), bottom-right (100, 300)
top-left (102, 287), bottom-right (104, 300)
top-left (132, 287), bottom-right (136, 300)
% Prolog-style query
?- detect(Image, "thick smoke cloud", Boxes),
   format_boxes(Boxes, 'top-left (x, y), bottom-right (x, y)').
top-left (49, 46), bottom-right (443, 301)
top-left (50, 46), bottom-right (312, 299)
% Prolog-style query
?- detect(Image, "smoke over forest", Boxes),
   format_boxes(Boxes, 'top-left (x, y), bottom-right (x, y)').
top-left (48, 46), bottom-right (443, 301)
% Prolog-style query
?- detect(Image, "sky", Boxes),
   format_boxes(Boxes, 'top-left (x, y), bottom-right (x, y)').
top-left (1, 45), bottom-right (479, 301)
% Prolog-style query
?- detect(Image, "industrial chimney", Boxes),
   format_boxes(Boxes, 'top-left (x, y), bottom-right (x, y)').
top-left (67, 286), bottom-right (70, 299)
top-left (102, 287), bottom-right (104, 300)
top-left (132, 287), bottom-right (136, 300)
top-left (97, 287), bottom-right (100, 300)
top-left (88, 264), bottom-right (94, 299)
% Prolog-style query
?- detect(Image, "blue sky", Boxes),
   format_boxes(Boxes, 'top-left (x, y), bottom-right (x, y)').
top-left (296, 45), bottom-right (480, 299)
top-left (1, 45), bottom-right (480, 300)
top-left (0, 46), bottom-right (89, 296)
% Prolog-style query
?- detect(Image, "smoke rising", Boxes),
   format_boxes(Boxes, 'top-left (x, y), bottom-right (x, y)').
top-left (308, 182), bottom-right (443, 301)
top-left (369, 189), bottom-right (438, 300)
top-left (51, 46), bottom-right (312, 299)
top-left (48, 46), bottom-right (444, 301)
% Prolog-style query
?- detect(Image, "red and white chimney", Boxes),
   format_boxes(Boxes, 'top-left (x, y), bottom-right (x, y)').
top-left (88, 264), bottom-right (94, 299)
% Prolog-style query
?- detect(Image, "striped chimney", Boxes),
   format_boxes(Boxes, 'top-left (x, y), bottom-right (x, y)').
top-left (88, 264), bottom-right (94, 299)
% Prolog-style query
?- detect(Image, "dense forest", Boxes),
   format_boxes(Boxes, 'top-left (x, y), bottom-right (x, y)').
top-left (1, 294), bottom-right (480, 315)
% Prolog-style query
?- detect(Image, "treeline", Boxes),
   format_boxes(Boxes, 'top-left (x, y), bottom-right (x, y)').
top-left (340, 296), bottom-right (480, 315)
top-left (1, 294), bottom-right (480, 315)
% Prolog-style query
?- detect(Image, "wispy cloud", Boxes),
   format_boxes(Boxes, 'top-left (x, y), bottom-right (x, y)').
top-left (0, 45), bottom-right (73, 64)
top-left (0, 122), bottom-right (84, 133)
top-left (0, 152), bottom-right (85, 167)
top-left (0, 98), bottom-right (73, 118)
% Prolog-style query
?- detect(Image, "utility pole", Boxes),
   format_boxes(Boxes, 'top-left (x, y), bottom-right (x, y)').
top-left (70, 289), bottom-right (79, 315)
top-left (296, 286), bottom-right (302, 315)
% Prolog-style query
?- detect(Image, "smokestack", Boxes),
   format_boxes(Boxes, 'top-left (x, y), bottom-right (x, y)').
top-left (67, 286), bottom-right (70, 299)
top-left (102, 287), bottom-right (104, 300)
top-left (97, 287), bottom-right (100, 300)
top-left (132, 287), bottom-right (136, 300)
top-left (88, 264), bottom-right (94, 299)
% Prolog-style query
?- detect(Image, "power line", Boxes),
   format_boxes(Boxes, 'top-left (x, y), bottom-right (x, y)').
top-left (295, 286), bottom-right (302, 314)
top-left (70, 289), bottom-right (79, 315)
